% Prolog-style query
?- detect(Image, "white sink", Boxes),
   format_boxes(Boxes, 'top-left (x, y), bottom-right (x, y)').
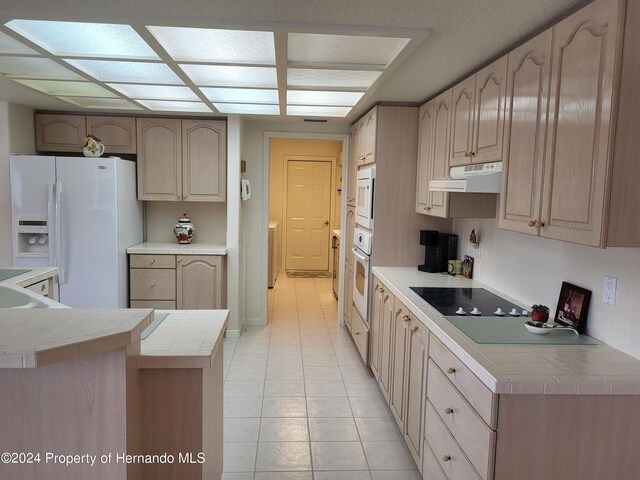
top-left (0, 284), bottom-right (65, 309)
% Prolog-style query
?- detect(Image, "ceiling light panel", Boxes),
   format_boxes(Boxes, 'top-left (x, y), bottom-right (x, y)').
top-left (214, 103), bottom-right (279, 115)
top-left (287, 90), bottom-right (364, 106)
top-left (0, 31), bottom-right (39, 55)
top-left (57, 97), bottom-right (141, 109)
top-left (180, 64), bottom-right (277, 88)
top-left (6, 20), bottom-right (158, 60)
top-left (65, 59), bottom-right (183, 84)
top-left (288, 33), bottom-right (410, 66)
top-left (200, 87), bottom-right (278, 104)
top-left (107, 83), bottom-right (199, 100)
top-left (136, 100), bottom-right (211, 112)
top-left (287, 105), bottom-right (352, 117)
top-left (0, 56), bottom-right (83, 79)
top-left (288, 69), bottom-right (381, 89)
top-left (14, 79), bottom-right (118, 97)
top-left (147, 26), bottom-right (275, 65)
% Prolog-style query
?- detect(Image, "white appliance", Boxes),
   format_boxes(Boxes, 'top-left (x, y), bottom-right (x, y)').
top-left (355, 167), bottom-right (375, 228)
top-left (429, 161), bottom-right (502, 193)
top-left (10, 155), bottom-right (143, 308)
top-left (352, 227), bottom-right (373, 321)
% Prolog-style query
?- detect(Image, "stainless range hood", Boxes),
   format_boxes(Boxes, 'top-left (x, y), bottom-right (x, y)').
top-left (429, 161), bottom-right (502, 193)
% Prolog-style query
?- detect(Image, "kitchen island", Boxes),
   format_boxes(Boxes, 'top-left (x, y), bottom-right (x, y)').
top-left (0, 305), bottom-right (228, 480)
top-left (369, 267), bottom-right (640, 480)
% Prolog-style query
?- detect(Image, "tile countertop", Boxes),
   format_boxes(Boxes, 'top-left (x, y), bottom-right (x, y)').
top-left (372, 267), bottom-right (640, 395)
top-left (0, 308), bottom-right (153, 369)
top-left (0, 267), bottom-right (58, 287)
top-left (139, 309), bottom-right (229, 369)
top-left (127, 242), bottom-right (228, 255)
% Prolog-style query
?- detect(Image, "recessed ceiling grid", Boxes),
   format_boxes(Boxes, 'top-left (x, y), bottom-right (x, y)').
top-left (0, 19), bottom-right (426, 118)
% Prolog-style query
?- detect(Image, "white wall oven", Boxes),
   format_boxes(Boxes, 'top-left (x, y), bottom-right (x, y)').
top-left (355, 167), bottom-right (375, 228)
top-left (352, 227), bottom-right (373, 321)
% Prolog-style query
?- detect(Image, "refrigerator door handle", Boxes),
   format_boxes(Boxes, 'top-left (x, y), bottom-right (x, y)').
top-left (47, 182), bottom-right (56, 267)
top-left (55, 181), bottom-right (66, 284)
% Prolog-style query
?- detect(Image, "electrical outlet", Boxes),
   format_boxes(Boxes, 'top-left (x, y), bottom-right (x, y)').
top-left (603, 276), bottom-right (617, 306)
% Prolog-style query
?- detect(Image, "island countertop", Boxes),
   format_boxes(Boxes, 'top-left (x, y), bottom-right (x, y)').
top-left (0, 267), bottom-right (58, 287)
top-left (373, 267), bottom-right (640, 395)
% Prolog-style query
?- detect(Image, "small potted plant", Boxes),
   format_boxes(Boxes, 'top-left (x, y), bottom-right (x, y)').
top-left (531, 304), bottom-right (550, 323)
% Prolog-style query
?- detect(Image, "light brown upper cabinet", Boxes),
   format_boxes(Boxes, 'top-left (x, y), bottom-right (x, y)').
top-left (449, 57), bottom-right (508, 167)
top-left (499, 31), bottom-right (553, 235)
top-left (415, 100), bottom-right (434, 214)
top-left (35, 114), bottom-right (86, 152)
top-left (137, 118), bottom-right (227, 202)
top-left (501, 0), bottom-right (638, 247)
top-left (352, 107), bottom-right (377, 167)
top-left (86, 116), bottom-right (136, 154)
top-left (429, 92), bottom-right (453, 218)
top-left (36, 113), bottom-right (136, 154)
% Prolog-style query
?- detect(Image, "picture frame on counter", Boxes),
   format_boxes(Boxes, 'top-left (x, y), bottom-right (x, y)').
top-left (554, 282), bottom-right (591, 333)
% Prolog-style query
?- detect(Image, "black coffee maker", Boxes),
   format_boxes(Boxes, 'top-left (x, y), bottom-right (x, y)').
top-left (418, 230), bottom-right (458, 273)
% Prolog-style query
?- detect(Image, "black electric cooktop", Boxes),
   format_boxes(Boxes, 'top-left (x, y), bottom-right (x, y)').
top-left (410, 287), bottom-right (524, 317)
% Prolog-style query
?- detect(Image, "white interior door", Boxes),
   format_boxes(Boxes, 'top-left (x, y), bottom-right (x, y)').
top-left (286, 160), bottom-right (332, 271)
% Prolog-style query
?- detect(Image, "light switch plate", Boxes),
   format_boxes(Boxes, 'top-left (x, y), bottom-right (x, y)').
top-left (603, 275), bottom-right (617, 306)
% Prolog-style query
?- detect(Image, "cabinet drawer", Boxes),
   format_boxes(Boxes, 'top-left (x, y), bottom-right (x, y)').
top-left (425, 402), bottom-right (481, 480)
top-left (428, 359), bottom-right (495, 480)
top-left (130, 300), bottom-right (176, 310)
top-left (429, 335), bottom-right (497, 428)
top-left (423, 440), bottom-right (448, 480)
top-left (130, 269), bottom-right (176, 300)
top-left (130, 254), bottom-right (176, 269)
top-left (351, 305), bottom-right (369, 364)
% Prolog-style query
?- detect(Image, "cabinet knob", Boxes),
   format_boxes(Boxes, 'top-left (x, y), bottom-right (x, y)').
top-left (150, 283), bottom-right (156, 288)
top-left (379, 288), bottom-right (384, 293)
top-left (464, 151), bottom-right (470, 158)
top-left (446, 367), bottom-right (456, 374)
top-left (403, 315), bottom-right (410, 322)
top-left (445, 407), bottom-right (454, 415)
top-left (539, 220), bottom-right (546, 227)
top-left (177, 258), bottom-right (181, 263)
top-left (442, 455), bottom-right (451, 462)
top-left (412, 326), bottom-right (419, 333)
top-left (528, 220), bottom-right (536, 227)
top-left (471, 151), bottom-right (476, 156)
top-left (150, 259), bottom-right (156, 264)
top-left (354, 332), bottom-right (361, 335)
top-left (183, 194), bottom-right (187, 199)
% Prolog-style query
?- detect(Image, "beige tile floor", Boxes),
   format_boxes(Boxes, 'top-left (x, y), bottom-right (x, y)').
top-left (222, 275), bottom-right (420, 480)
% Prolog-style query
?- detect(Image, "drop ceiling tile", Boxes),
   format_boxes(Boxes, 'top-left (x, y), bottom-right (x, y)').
top-left (181, 64), bottom-right (277, 88)
top-left (0, 31), bottom-right (39, 55)
top-left (57, 97), bottom-right (141, 109)
top-left (136, 100), bottom-right (211, 112)
top-left (201, 87), bottom-right (278, 104)
top-left (213, 103), bottom-right (279, 115)
top-left (0, 56), bottom-right (83, 80)
top-left (65, 59), bottom-right (183, 84)
top-left (287, 105), bottom-right (351, 117)
top-left (107, 83), bottom-right (199, 100)
top-left (287, 90), bottom-right (364, 106)
top-left (287, 69), bottom-right (381, 89)
top-left (14, 79), bottom-right (118, 97)
top-left (147, 26), bottom-right (275, 65)
top-left (6, 20), bottom-right (158, 60)
top-left (288, 33), bottom-right (410, 66)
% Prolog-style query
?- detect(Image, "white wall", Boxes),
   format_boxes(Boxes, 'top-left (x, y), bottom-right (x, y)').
top-left (454, 211), bottom-right (640, 359)
top-left (145, 202), bottom-right (226, 243)
top-left (0, 102), bottom-right (36, 265)
top-left (241, 120), bottom-right (350, 324)
top-left (226, 115), bottom-right (243, 335)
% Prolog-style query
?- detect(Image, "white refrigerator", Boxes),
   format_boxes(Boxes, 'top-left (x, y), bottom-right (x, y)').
top-left (10, 155), bottom-right (143, 308)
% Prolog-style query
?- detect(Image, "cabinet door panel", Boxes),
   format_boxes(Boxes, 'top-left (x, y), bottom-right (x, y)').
top-left (404, 319), bottom-right (428, 468)
top-left (177, 255), bottom-right (224, 309)
top-left (182, 119), bottom-right (226, 202)
top-left (363, 109), bottom-right (377, 165)
top-left (378, 288), bottom-right (394, 401)
top-left (369, 279), bottom-right (383, 380)
top-left (35, 114), bottom-right (85, 152)
top-left (542, 0), bottom-right (619, 246)
top-left (389, 300), bottom-right (410, 429)
top-left (347, 128), bottom-right (358, 205)
top-left (137, 118), bottom-right (182, 201)
top-left (87, 116), bottom-right (136, 154)
top-left (499, 31), bottom-right (552, 234)
top-left (450, 76), bottom-right (475, 166)
top-left (416, 101), bottom-right (434, 213)
top-left (430, 90), bottom-right (453, 217)
top-left (473, 56), bottom-right (508, 163)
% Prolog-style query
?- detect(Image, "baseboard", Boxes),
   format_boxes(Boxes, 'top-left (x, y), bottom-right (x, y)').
top-left (246, 317), bottom-right (267, 326)
top-left (224, 329), bottom-right (241, 338)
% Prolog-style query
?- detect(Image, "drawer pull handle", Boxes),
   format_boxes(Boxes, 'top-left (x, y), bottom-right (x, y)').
top-left (445, 407), bottom-right (454, 415)
top-left (442, 455), bottom-right (451, 462)
top-left (447, 367), bottom-right (456, 374)
top-left (354, 332), bottom-right (361, 335)
top-left (412, 326), bottom-right (419, 333)
top-left (150, 259), bottom-right (156, 264)
top-left (150, 283), bottom-right (156, 288)
top-left (403, 315), bottom-right (410, 322)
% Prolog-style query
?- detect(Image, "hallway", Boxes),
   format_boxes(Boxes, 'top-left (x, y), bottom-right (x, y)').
top-left (222, 275), bottom-right (420, 480)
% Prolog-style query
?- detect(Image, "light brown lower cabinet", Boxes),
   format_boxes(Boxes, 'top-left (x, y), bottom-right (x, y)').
top-left (130, 254), bottom-right (226, 309)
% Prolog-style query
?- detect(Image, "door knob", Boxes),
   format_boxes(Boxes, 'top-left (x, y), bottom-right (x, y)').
top-left (323, 221), bottom-right (329, 226)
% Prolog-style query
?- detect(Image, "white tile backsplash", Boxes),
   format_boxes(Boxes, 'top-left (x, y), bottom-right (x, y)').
top-left (454, 214), bottom-right (640, 359)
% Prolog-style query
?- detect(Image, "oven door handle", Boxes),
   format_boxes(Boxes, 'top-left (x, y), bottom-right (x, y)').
top-left (352, 247), bottom-right (368, 264)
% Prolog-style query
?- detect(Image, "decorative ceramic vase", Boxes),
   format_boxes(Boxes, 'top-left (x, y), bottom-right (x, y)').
top-left (531, 310), bottom-right (549, 323)
top-left (83, 135), bottom-right (105, 157)
top-left (174, 214), bottom-right (195, 244)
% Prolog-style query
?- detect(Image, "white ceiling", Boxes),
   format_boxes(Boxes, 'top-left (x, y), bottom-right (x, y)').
top-left (0, 0), bottom-right (587, 123)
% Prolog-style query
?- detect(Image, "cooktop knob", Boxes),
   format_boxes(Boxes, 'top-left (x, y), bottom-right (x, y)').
top-left (455, 307), bottom-right (467, 315)
top-left (508, 308), bottom-right (520, 316)
top-left (494, 308), bottom-right (505, 316)
top-left (470, 307), bottom-right (482, 316)
top-left (521, 309), bottom-right (530, 317)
